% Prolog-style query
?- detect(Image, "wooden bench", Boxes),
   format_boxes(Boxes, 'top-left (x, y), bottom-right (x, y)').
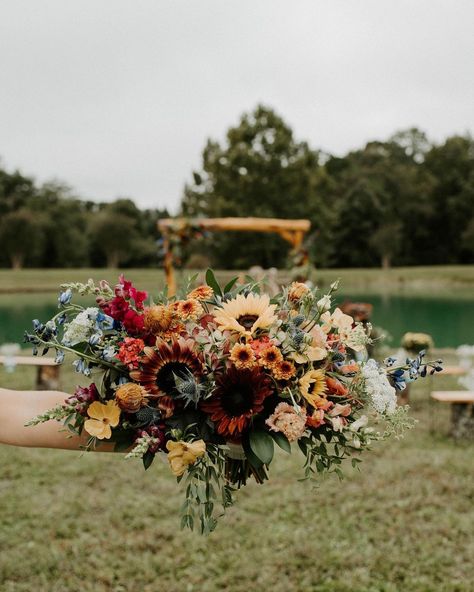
top-left (436, 366), bottom-right (468, 377)
top-left (431, 390), bottom-right (474, 439)
top-left (0, 355), bottom-right (61, 390)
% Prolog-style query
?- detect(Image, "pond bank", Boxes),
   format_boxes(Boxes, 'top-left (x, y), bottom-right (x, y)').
top-left (0, 265), bottom-right (473, 294)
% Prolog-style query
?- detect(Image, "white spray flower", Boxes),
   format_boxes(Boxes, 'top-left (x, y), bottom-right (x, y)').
top-left (362, 359), bottom-right (397, 415)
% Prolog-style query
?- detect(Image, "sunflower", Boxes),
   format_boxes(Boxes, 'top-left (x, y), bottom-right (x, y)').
top-left (201, 368), bottom-right (273, 440)
top-left (214, 293), bottom-right (277, 338)
top-left (299, 369), bottom-right (328, 408)
top-left (129, 338), bottom-right (204, 417)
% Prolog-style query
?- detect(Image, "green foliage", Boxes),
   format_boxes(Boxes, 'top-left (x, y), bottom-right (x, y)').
top-left (182, 110), bottom-right (474, 269)
top-left (1, 112), bottom-right (473, 270)
top-left (181, 104), bottom-right (330, 268)
top-left (249, 429), bottom-right (274, 465)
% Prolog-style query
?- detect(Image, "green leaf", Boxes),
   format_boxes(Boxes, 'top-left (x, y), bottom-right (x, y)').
top-left (205, 269), bottom-right (223, 297)
top-left (223, 276), bottom-right (239, 294)
top-left (271, 431), bottom-right (291, 453)
top-left (249, 429), bottom-right (274, 465)
top-left (142, 450), bottom-right (155, 470)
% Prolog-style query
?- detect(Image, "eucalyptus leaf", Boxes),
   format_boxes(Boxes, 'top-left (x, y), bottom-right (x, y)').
top-left (271, 431), bottom-right (291, 453)
top-left (223, 276), bottom-right (239, 294)
top-left (205, 269), bottom-right (223, 297)
top-left (249, 429), bottom-right (274, 465)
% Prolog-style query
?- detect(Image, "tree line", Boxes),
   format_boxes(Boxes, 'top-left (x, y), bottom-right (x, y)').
top-left (0, 175), bottom-right (169, 269)
top-left (1, 104), bottom-right (473, 269)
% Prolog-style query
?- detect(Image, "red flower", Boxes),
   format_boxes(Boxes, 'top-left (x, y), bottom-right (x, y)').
top-left (117, 337), bottom-right (145, 369)
top-left (122, 309), bottom-right (145, 336)
top-left (116, 275), bottom-right (148, 310)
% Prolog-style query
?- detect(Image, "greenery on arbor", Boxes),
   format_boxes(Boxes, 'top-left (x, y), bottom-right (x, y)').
top-left (0, 104), bottom-right (473, 269)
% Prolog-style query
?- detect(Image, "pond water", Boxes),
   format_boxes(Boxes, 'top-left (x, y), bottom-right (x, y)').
top-left (0, 291), bottom-right (473, 349)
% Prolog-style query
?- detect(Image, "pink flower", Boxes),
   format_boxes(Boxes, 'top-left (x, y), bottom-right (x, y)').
top-left (266, 402), bottom-right (307, 442)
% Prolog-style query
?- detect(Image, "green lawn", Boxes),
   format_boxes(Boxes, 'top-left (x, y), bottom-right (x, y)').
top-left (1, 358), bottom-right (473, 591)
top-left (1, 265), bottom-right (473, 295)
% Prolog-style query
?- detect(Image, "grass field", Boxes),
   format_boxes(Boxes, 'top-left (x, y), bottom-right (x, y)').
top-left (1, 356), bottom-right (473, 592)
top-left (1, 265), bottom-right (473, 295)
top-left (1, 266), bottom-right (473, 591)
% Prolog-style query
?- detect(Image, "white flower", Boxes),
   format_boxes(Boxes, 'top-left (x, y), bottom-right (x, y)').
top-left (317, 294), bottom-right (331, 312)
top-left (62, 307), bottom-right (99, 346)
top-left (320, 307), bottom-right (353, 334)
top-left (350, 415), bottom-right (368, 432)
top-left (343, 323), bottom-right (370, 352)
top-left (362, 359), bottom-right (397, 415)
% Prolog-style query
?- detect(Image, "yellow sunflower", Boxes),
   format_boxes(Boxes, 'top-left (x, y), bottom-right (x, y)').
top-left (299, 369), bottom-right (328, 408)
top-left (214, 293), bottom-right (277, 338)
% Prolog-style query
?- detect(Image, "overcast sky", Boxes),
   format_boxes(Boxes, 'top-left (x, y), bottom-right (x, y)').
top-left (1, 1), bottom-right (473, 212)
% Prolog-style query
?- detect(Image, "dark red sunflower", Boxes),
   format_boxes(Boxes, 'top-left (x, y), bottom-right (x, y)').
top-left (129, 338), bottom-right (204, 417)
top-left (201, 367), bottom-right (273, 441)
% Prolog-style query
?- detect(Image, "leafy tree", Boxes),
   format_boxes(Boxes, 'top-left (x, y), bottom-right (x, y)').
top-left (0, 209), bottom-right (44, 268)
top-left (181, 105), bottom-right (330, 268)
top-left (88, 208), bottom-right (139, 268)
top-left (423, 136), bottom-right (474, 263)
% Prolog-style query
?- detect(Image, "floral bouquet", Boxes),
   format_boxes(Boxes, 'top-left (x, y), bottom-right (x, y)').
top-left (26, 271), bottom-right (442, 533)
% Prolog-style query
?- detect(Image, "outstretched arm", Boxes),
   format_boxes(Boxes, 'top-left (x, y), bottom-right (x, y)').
top-left (0, 388), bottom-right (114, 451)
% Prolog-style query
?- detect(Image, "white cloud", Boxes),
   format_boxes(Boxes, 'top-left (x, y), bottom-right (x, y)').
top-left (1, 0), bottom-right (473, 212)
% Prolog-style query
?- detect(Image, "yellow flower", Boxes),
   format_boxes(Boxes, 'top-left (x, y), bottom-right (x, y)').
top-left (288, 282), bottom-right (310, 303)
top-left (299, 369), bottom-right (328, 408)
top-left (214, 293), bottom-right (277, 338)
top-left (229, 343), bottom-right (256, 369)
top-left (84, 400), bottom-right (121, 440)
top-left (166, 440), bottom-right (206, 477)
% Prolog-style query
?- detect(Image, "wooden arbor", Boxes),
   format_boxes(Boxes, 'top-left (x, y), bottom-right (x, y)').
top-left (157, 217), bottom-right (311, 295)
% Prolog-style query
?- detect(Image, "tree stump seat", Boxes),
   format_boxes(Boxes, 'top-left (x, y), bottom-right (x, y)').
top-left (0, 355), bottom-right (61, 390)
top-left (431, 390), bottom-right (474, 440)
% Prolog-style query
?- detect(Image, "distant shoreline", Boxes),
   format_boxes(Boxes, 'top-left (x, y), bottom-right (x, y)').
top-left (0, 265), bottom-right (473, 295)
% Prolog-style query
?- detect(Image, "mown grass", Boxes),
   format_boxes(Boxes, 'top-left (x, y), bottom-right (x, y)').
top-left (1, 356), bottom-right (473, 592)
top-left (1, 265), bottom-right (473, 295)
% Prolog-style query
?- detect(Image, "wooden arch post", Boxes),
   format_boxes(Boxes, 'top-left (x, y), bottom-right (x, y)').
top-left (158, 217), bottom-right (311, 295)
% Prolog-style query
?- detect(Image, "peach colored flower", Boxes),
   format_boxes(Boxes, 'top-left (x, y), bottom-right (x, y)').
top-left (115, 383), bottom-right (148, 413)
top-left (84, 400), bottom-right (121, 440)
top-left (266, 403), bottom-right (306, 442)
top-left (176, 298), bottom-right (203, 321)
top-left (306, 408), bottom-right (326, 429)
top-left (288, 282), bottom-right (310, 303)
top-left (187, 285), bottom-right (214, 301)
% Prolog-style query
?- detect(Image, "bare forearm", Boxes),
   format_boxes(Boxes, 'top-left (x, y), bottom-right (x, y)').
top-left (0, 388), bottom-right (114, 451)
